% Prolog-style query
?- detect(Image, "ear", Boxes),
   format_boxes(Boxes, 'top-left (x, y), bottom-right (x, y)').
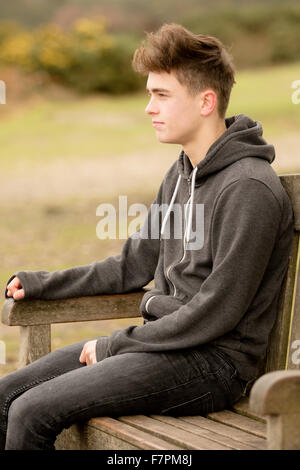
top-left (199, 89), bottom-right (217, 117)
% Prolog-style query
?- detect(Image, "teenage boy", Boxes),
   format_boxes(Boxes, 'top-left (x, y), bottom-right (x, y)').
top-left (1, 24), bottom-right (293, 450)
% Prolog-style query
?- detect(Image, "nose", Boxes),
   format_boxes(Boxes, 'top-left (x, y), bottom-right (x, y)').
top-left (145, 96), bottom-right (158, 115)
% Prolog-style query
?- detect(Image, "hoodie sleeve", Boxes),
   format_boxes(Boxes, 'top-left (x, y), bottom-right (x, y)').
top-left (95, 178), bottom-right (285, 361)
top-left (5, 189), bottom-right (163, 301)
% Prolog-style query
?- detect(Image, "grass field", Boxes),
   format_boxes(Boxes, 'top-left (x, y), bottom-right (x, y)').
top-left (0, 61), bottom-right (300, 376)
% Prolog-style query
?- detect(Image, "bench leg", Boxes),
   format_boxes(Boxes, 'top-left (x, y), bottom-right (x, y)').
top-left (19, 325), bottom-right (51, 368)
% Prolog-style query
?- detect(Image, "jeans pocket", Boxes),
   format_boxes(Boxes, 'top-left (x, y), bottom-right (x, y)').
top-left (160, 391), bottom-right (214, 416)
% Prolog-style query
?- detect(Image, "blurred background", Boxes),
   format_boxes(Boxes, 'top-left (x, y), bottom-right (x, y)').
top-left (0, 0), bottom-right (299, 375)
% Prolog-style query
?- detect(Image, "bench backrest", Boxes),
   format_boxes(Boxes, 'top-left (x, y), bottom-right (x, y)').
top-left (263, 174), bottom-right (300, 374)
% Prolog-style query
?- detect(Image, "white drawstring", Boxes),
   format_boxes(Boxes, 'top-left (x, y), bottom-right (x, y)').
top-left (160, 166), bottom-right (198, 242)
top-left (160, 174), bottom-right (182, 237)
top-left (185, 166), bottom-right (198, 244)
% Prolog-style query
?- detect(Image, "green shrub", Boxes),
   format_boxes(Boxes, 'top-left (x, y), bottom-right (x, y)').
top-left (0, 17), bottom-right (144, 94)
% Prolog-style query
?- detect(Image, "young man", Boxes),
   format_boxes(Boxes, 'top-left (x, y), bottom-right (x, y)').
top-left (1, 24), bottom-right (294, 450)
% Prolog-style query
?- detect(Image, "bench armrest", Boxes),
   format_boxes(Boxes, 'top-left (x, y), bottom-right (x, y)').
top-left (1, 290), bottom-right (147, 368)
top-left (249, 370), bottom-right (300, 449)
top-left (1, 290), bottom-right (146, 326)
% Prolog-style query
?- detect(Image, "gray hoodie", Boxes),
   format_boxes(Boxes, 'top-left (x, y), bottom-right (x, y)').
top-left (5, 114), bottom-right (294, 381)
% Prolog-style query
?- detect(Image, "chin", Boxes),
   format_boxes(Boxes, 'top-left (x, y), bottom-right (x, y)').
top-left (157, 135), bottom-right (179, 144)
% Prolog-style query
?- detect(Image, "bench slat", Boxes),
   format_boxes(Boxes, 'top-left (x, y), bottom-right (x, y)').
top-left (231, 397), bottom-right (266, 423)
top-left (118, 415), bottom-right (230, 450)
top-left (178, 416), bottom-right (266, 450)
top-left (88, 417), bottom-right (183, 450)
top-left (206, 410), bottom-right (266, 438)
top-left (149, 415), bottom-right (258, 450)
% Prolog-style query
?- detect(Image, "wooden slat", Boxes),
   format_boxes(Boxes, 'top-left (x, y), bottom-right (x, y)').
top-left (149, 415), bottom-right (258, 450)
top-left (118, 415), bottom-right (230, 450)
top-left (286, 235), bottom-right (300, 369)
top-left (179, 416), bottom-right (266, 450)
top-left (206, 410), bottom-right (266, 438)
top-left (88, 417), bottom-right (183, 450)
top-left (265, 231), bottom-right (300, 373)
top-left (231, 397), bottom-right (266, 423)
top-left (280, 174), bottom-right (300, 231)
top-left (1, 291), bottom-right (145, 326)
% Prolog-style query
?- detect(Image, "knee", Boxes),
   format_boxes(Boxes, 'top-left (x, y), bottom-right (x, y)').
top-left (7, 394), bottom-right (36, 432)
top-left (6, 393), bottom-right (55, 450)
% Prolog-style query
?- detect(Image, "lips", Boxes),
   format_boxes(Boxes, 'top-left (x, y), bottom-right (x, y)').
top-left (152, 121), bottom-right (164, 128)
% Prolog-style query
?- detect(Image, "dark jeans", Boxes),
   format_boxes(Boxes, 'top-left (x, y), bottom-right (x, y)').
top-left (0, 338), bottom-right (246, 450)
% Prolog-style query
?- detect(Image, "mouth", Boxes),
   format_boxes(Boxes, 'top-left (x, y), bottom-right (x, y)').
top-left (152, 121), bottom-right (165, 128)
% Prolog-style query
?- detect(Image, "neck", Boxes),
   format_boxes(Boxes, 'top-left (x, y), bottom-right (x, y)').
top-left (183, 118), bottom-right (227, 168)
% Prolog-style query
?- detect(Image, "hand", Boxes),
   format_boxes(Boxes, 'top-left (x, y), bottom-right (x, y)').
top-left (79, 340), bottom-right (97, 365)
top-left (6, 277), bottom-right (25, 300)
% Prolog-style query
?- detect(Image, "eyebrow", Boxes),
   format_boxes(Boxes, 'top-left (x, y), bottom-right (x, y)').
top-left (146, 87), bottom-right (171, 94)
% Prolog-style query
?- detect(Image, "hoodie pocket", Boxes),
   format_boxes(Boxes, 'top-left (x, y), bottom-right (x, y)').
top-left (141, 293), bottom-right (185, 319)
top-left (145, 295), bottom-right (157, 313)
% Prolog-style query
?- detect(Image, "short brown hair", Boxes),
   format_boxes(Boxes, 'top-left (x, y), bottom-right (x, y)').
top-left (132, 23), bottom-right (236, 118)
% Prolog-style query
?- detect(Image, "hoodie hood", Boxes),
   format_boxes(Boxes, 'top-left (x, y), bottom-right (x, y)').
top-left (161, 114), bottom-right (275, 243)
top-left (177, 114), bottom-right (275, 182)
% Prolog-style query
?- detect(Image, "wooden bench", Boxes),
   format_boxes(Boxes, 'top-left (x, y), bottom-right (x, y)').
top-left (1, 173), bottom-right (300, 450)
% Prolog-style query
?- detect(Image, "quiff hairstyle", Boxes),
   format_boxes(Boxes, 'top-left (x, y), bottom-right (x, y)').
top-left (132, 23), bottom-right (236, 118)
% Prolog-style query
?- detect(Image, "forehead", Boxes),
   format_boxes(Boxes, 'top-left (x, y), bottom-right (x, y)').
top-left (146, 71), bottom-right (183, 92)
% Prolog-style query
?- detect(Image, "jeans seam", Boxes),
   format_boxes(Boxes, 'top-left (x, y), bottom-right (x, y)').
top-left (2, 375), bottom-right (58, 430)
top-left (191, 351), bottom-right (230, 377)
top-left (160, 390), bottom-right (213, 415)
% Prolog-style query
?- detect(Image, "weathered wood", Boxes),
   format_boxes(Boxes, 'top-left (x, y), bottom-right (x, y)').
top-left (249, 370), bottom-right (300, 416)
top-left (55, 424), bottom-right (85, 450)
top-left (1, 291), bottom-right (145, 326)
top-left (147, 415), bottom-right (256, 450)
top-left (231, 397), bottom-right (265, 423)
top-left (206, 410), bottom-right (266, 439)
top-left (178, 415), bottom-right (266, 450)
top-left (118, 414), bottom-right (229, 450)
top-left (266, 413), bottom-right (300, 450)
top-left (87, 417), bottom-right (183, 450)
top-left (286, 238), bottom-right (300, 369)
top-left (84, 424), bottom-right (140, 450)
top-left (18, 325), bottom-right (51, 368)
top-left (280, 174), bottom-right (300, 231)
top-left (265, 231), bottom-right (300, 372)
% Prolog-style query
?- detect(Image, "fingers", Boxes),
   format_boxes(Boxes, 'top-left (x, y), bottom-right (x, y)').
top-left (79, 340), bottom-right (97, 365)
top-left (79, 345), bottom-right (86, 363)
top-left (8, 277), bottom-right (22, 290)
top-left (13, 289), bottom-right (25, 300)
top-left (7, 277), bottom-right (24, 300)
